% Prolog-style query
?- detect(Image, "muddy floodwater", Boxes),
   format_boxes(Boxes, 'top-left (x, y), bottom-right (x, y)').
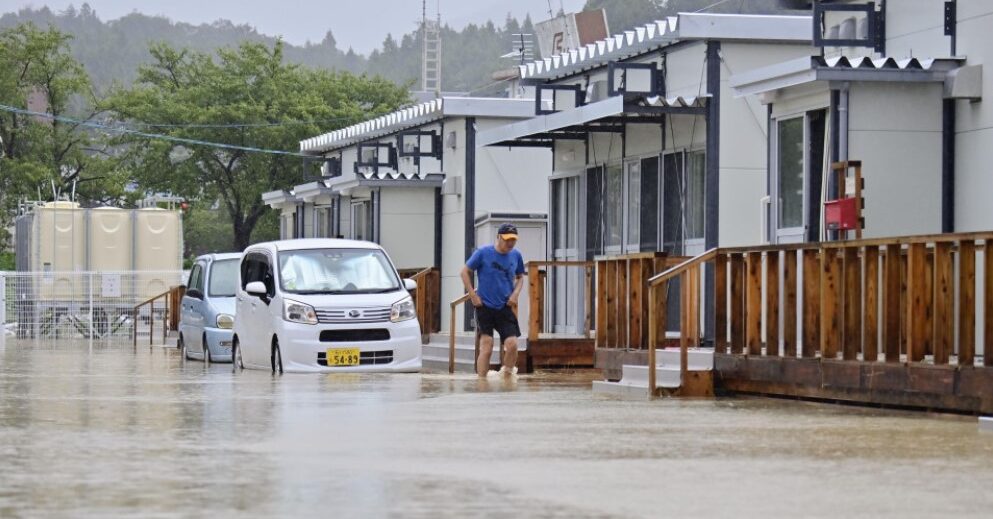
top-left (1, 340), bottom-right (992, 518)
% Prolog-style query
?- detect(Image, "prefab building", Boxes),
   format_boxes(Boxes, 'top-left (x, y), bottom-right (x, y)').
top-left (476, 12), bottom-right (814, 338)
top-left (266, 97), bottom-right (552, 334)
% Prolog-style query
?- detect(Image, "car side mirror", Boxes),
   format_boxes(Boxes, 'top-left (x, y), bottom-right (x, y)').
top-left (186, 288), bottom-right (204, 300)
top-left (246, 281), bottom-right (267, 297)
top-left (403, 278), bottom-right (417, 292)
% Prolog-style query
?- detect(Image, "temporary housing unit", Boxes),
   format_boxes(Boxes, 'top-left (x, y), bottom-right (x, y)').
top-left (476, 12), bottom-right (813, 338)
top-left (266, 97), bottom-right (552, 334)
top-left (729, 0), bottom-right (990, 241)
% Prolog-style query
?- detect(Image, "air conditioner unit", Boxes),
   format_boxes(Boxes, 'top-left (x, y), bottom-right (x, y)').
top-left (441, 176), bottom-right (462, 196)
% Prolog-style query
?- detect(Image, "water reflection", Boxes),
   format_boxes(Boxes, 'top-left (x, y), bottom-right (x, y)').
top-left (1, 341), bottom-right (992, 517)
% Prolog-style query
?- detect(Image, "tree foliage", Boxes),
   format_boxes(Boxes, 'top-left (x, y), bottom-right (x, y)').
top-left (105, 40), bottom-right (410, 250)
top-left (0, 22), bottom-right (128, 248)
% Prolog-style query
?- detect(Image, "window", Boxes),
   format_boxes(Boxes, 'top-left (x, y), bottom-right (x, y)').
top-left (585, 166), bottom-right (604, 258)
top-left (778, 117), bottom-right (804, 230)
top-left (187, 264), bottom-right (203, 292)
top-left (351, 201), bottom-right (372, 241)
top-left (639, 156), bottom-right (659, 250)
top-left (240, 253), bottom-right (274, 297)
top-left (626, 160), bottom-right (641, 247)
top-left (686, 151), bottom-right (706, 240)
top-left (315, 207), bottom-right (329, 238)
top-left (208, 259), bottom-right (239, 297)
top-left (605, 163), bottom-right (623, 251)
top-left (662, 153), bottom-right (685, 254)
top-left (277, 248), bottom-right (400, 294)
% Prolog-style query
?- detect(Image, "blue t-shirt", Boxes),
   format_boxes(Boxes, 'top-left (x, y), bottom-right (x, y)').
top-left (466, 245), bottom-right (525, 310)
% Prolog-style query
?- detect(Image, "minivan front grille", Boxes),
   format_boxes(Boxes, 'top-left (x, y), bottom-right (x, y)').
top-left (317, 350), bottom-right (394, 366)
top-left (315, 306), bottom-right (391, 324)
top-left (320, 329), bottom-right (390, 342)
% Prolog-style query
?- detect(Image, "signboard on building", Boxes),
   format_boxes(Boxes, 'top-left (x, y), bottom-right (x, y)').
top-left (535, 9), bottom-right (609, 58)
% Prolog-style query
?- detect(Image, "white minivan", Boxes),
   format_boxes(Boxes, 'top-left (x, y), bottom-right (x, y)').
top-left (232, 239), bottom-right (422, 373)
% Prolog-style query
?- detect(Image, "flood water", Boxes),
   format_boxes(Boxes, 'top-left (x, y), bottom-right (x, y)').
top-left (1, 339), bottom-right (992, 518)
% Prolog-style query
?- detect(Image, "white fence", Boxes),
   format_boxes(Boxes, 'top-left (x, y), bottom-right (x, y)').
top-left (1, 270), bottom-right (185, 341)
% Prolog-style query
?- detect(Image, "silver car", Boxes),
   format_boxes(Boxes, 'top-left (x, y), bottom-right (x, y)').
top-left (179, 252), bottom-right (241, 362)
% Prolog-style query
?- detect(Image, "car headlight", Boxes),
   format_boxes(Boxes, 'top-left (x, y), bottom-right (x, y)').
top-left (284, 299), bottom-right (318, 325)
top-left (215, 313), bottom-right (234, 329)
top-left (391, 296), bottom-right (416, 322)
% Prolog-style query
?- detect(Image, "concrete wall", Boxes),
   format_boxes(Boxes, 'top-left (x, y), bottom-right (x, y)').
top-left (849, 82), bottom-right (944, 237)
top-left (884, 0), bottom-right (950, 58)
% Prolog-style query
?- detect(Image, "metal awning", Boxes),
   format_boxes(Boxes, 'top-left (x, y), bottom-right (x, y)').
top-left (731, 55), bottom-right (966, 97)
top-left (293, 181), bottom-right (334, 202)
top-left (476, 94), bottom-right (707, 148)
top-left (327, 173), bottom-right (444, 194)
top-left (261, 189), bottom-right (299, 209)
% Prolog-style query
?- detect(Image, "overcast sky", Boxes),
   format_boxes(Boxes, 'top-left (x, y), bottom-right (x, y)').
top-left (4, 0), bottom-right (587, 54)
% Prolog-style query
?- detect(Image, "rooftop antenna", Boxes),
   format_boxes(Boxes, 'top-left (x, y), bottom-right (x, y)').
top-left (421, 0), bottom-right (442, 95)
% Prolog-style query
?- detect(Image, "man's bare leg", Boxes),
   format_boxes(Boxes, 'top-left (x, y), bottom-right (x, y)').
top-left (477, 334), bottom-right (494, 376)
top-left (502, 336), bottom-right (519, 375)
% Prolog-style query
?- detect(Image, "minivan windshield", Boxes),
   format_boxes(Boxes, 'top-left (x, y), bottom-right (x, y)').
top-left (277, 248), bottom-right (400, 294)
top-left (208, 259), bottom-right (240, 297)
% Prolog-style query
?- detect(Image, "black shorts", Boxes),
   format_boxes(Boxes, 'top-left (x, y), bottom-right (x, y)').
top-left (474, 305), bottom-right (520, 341)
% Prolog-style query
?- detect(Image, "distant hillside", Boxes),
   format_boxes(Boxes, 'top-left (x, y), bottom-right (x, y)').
top-left (1, 1), bottom-right (809, 98)
top-left (0, 4), bottom-right (535, 97)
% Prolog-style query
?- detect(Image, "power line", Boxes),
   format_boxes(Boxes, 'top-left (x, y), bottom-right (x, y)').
top-left (0, 103), bottom-right (317, 158)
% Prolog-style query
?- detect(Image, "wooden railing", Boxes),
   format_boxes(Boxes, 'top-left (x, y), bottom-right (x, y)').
top-left (448, 293), bottom-right (472, 373)
top-left (406, 267), bottom-right (441, 344)
top-left (132, 285), bottom-right (185, 348)
top-left (646, 249), bottom-right (717, 396)
top-left (715, 231), bottom-right (993, 367)
top-left (595, 252), bottom-right (686, 350)
top-left (526, 260), bottom-right (594, 342)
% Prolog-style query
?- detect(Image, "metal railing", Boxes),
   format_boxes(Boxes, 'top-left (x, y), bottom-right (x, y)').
top-left (1, 270), bottom-right (185, 342)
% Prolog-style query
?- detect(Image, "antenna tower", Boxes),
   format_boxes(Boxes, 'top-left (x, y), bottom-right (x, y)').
top-left (421, 0), bottom-right (441, 95)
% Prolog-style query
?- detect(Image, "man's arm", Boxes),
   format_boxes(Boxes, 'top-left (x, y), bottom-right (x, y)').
top-left (460, 265), bottom-right (482, 307)
top-left (507, 273), bottom-right (524, 308)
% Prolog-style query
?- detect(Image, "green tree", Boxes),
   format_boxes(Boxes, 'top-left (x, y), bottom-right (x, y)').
top-left (0, 22), bottom-right (127, 249)
top-left (106, 40), bottom-right (409, 250)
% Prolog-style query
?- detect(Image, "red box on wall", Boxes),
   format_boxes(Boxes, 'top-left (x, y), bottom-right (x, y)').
top-left (824, 197), bottom-right (859, 230)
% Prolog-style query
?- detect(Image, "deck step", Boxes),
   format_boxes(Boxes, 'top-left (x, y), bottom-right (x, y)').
top-left (656, 348), bottom-right (714, 371)
top-left (592, 348), bottom-right (715, 397)
top-left (421, 336), bottom-right (528, 373)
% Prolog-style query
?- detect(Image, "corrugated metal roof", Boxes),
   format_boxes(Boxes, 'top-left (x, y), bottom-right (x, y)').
top-left (643, 95), bottom-right (708, 108)
top-left (518, 13), bottom-right (812, 82)
top-left (299, 97), bottom-right (537, 154)
top-left (730, 55), bottom-right (966, 97)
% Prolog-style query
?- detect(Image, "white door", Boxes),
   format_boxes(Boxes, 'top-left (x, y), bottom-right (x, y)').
top-left (773, 110), bottom-right (827, 244)
top-left (550, 175), bottom-right (581, 334)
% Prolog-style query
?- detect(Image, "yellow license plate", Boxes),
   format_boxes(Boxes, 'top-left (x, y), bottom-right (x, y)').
top-left (327, 348), bottom-right (360, 366)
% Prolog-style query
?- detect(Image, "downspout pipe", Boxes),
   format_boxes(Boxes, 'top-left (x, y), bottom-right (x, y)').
top-left (703, 40), bottom-right (721, 345)
top-left (942, 99), bottom-right (955, 232)
top-left (463, 117), bottom-right (477, 332)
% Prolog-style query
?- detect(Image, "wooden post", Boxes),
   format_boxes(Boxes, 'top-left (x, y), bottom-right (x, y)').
top-left (584, 264), bottom-right (593, 339)
top-left (766, 251), bottom-right (780, 357)
top-left (783, 250), bottom-right (798, 357)
top-left (648, 283), bottom-right (657, 399)
top-left (617, 258), bottom-right (628, 347)
top-left (821, 249), bottom-right (841, 359)
top-left (730, 253), bottom-right (745, 354)
top-left (527, 263), bottom-right (540, 343)
top-left (802, 250), bottom-right (820, 358)
top-left (906, 243), bottom-right (928, 362)
top-left (985, 239), bottom-right (993, 367)
top-left (745, 252), bottom-right (762, 356)
top-left (863, 246), bottom-right (879, 362)
top-left (933, 242), bottom-right (953, 365)
top-left (842, 247), bottom-right (861, 361)
top-left (596, 260), bottom-right (607, 348)
top-left (605, 260), bottom-right (618, 348)
top-left (715, 252), bottom-right (728, 353)
top-left (449, 302), bottom-right (457, 374)
top-left (958, 241), bottom-right (976, 366)
top-left (629, 258), bottom-right (644, 349)
top-left (680, 271), bottom-right (689, 352)
top-left (883, 244), bottom-right (902, 362)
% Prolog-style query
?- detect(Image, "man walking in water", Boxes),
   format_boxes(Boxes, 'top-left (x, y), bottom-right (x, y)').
top-left (461, 223), bottom-right (525, 377)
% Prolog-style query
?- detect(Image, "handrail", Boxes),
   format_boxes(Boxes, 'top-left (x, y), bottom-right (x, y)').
top-left (526, 260), bottom-right (595, 340)
top-left (132, 287), bottom-right (180, 348)
top-left (647, 248), bottom-right (717, 398)
top-left (719, 230), bottom-right (993, 254)
top-left (448, 293), bottom-right (471, 373)
top-left (409, 266), bottom-right (433, 280)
